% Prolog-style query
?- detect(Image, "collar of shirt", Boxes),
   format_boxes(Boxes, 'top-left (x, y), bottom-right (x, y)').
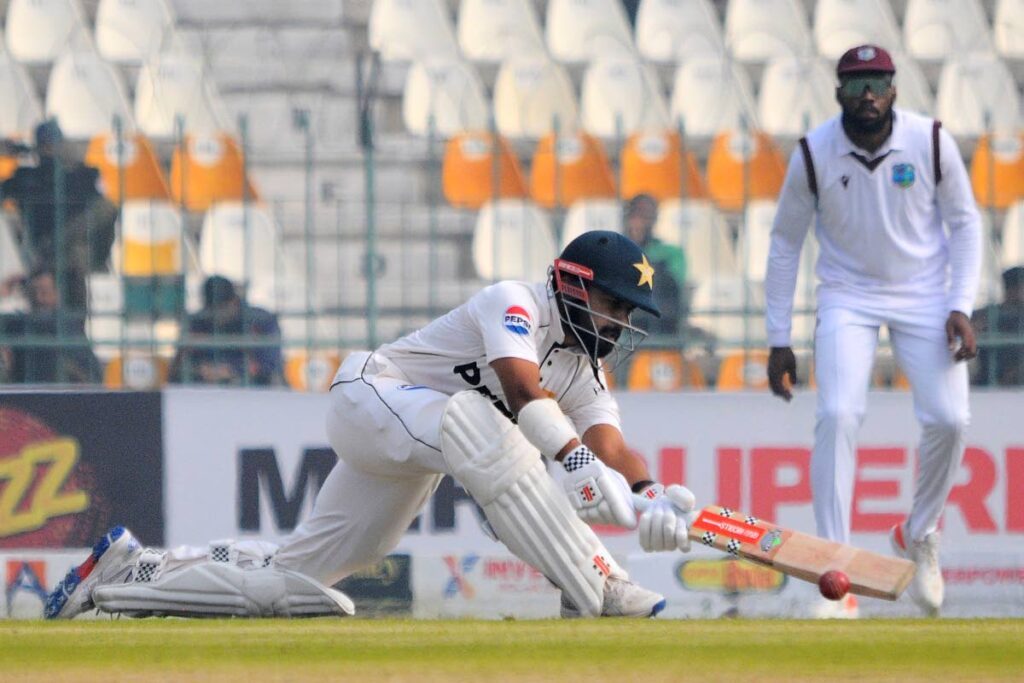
top-left (832, 109), bottom-right (907, 161)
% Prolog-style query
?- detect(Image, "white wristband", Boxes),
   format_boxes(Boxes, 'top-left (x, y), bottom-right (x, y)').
top-left (517, 398), bottom-right (578, 459)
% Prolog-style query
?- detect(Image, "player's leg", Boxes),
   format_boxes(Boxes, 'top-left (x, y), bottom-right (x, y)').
top-left (888, 308), bottom-right (969, 614)
top-left (812, 305), bottom-right (880, 544)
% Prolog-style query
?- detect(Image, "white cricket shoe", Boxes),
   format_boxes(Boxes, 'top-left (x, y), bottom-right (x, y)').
top-left (44, 526), bottom-right (141, 619)
top-left (891, 522), bottom-right (943, 616)
top-left (810, 593), bottom-right (859, 619)
top-left (560, 577), bottom-right (666, 618)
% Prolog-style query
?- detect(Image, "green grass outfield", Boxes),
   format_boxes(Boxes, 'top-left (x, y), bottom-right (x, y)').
top-left (2, 618), bottom-right (1022, 682)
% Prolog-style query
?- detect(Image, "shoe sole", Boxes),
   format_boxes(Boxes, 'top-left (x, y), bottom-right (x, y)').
top-left (44, 526), bottom-right (134, 620)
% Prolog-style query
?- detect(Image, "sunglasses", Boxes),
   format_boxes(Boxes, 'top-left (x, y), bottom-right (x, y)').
top-left (839, 76), bottom-right (893, 98)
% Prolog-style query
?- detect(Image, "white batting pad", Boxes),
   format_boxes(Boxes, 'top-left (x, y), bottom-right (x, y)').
top-left (440, 390), bottom-right (621, 617)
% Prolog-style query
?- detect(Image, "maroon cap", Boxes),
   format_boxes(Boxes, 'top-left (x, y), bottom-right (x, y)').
top-left (836, 45), bottom-right (896, 77)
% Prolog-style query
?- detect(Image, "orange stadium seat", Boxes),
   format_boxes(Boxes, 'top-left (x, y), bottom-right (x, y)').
top-left (627, 350), bottom-right (706, 390)
top-left (85, 132), bottom-right (171, 203)
top-left (621, 129), bottom-right (706, 202)
top-left (0, 155), bottom-right (18, 182)
top-left (530, 131), bottom-right (616, 208)
top-left (706, 130), bottom-right (786, 212)
top-left (442, 131), bottom-right (528, 209)
top-left (284, 351), bottom-right (342, 392)
top-left (103, 353), bottom-right (170, 389)
top-left (970, 133), bottom-right (1024, 210)
top-left (715, 349), bottom-right (770, 391)
top-left (170, 133), bottom-right (260, 212)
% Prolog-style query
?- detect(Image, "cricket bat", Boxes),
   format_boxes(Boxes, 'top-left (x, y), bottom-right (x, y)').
top-left (687, 504), bottom-right (915, 600)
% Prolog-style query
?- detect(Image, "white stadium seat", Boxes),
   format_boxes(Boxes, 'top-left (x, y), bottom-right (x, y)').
top-left (560, 199), bottom-right (623, 248)
top-left (973, 208), bottom-right (1005, 308)
top-left (46, 50), bottom-right (135, 139)
top-left (1001, 200), bottom-right (1024, 271)
top-left (758, 55), bottom-right (835, 138)
top-left (369, 0), bottom-right (458, 63)
top-left (457, 0), bottom-right (545, 63)
top-left (738, 199), bottom-right (778, 282)
top-left (96, 0), bottom-right (176, 65)
top-left (5, 0), bottom-right (90, 64)
top-left (903, 0), bottom-right (992, 63)
top-left (472, 199), bottom-right (557, 282)
top-left (493, 55), bottom-right (579, 140)
top-left (724, 0), bottom-right (813, 64)
top-left (936, 52), bottom-right (1021, 138)
top-left (689, 276), bottom-right (765, 344)
top-left (670, 55), bottom-right (758, 140)
top-left (170, 0), bottom-right (343, 25)
top-left (545, 0), bottom-right (635, 63)
top-left (635, 0), bottom-right (724, 63)
top-left (580, 57), bottom-right (670, 139)
top-left (0, 46), bottom-right (43, 138)
top-left (653, 199), bottom-right (737, 284)
top-left (890, 51), bottom-right (935, 117)
top-left (813, 0), bottom-right (902, 60)
top-left (135, 51), bottom-right (231, 139)
top-left (0, 213), bottom-right (26, 289)
top-left (111, 199), bottom-right (189, 277)
top-left (994, 0), bottom-right (1024, 61)
top-left (402, 57), bottom-right (489, 138)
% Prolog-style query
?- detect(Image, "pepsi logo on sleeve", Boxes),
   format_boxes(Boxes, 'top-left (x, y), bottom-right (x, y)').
top-left (503, 306), bottom-right (533, 335)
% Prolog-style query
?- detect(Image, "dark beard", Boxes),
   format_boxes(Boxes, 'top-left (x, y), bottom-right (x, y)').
top-left (843, 107), bottom-right (893, 135)
top-left (566, 304), bottom-right (617, 359)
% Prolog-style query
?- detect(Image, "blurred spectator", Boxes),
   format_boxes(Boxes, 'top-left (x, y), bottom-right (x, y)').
top-left (0, 119), bottom-right (117, 310)
top-left (623, 194), bottom-right (686, 335)
top-left (171, 275), bottom-right (284, 386)
top-left (972, 266), bottom-right (1024, 386)
top-left (0, 267), bottom-right (102, 384)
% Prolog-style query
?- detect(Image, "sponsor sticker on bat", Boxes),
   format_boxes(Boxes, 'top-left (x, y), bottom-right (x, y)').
top-left (692, 509), bottom-right (765, 544)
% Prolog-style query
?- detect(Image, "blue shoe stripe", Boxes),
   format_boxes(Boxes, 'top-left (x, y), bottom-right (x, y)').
top-left (43, 526), bottom-right (129, 619)
top-left (649, 598), bottom-right (667, 618)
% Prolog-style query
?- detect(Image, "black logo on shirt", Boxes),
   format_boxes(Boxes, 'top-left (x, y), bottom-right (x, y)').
top-left (841, 175), bottom-right (849, 188)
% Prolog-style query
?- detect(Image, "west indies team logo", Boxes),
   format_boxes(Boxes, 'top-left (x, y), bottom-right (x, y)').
top-left (892, 163), bottom-right (916, 188)
top-left (503, 306), bottom-right (532, 335)
top-left (0, 408), bottom-right (106, 548)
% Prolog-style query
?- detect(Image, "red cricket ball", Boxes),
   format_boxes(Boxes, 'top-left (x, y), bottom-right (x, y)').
top-left (818, 569), bottom-right (851, 601)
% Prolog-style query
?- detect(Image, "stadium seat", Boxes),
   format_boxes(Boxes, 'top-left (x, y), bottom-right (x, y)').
top-left (46, 49), bottom-right (135, 140)
top-left (580, 57), bottom-right (670, 139)
top-left (170, 133), bottom-right (260, 212)
top-left (560, 199), bottom-right (623, 248)
top-left (621, 130), bottom-right (706, 202)
top-left (0, 213), bottom-right (26, 285)
top-left (812, 0), bottom-right (902, 60)
top-left (284, 351), bottom-right (341, 392)
top-left (971, 133), bottom-right (1024, 210)
top-left (670, 55), bottom-right (758, 141)
top-left (442, 131), bottom-right (529, 209)
top-left (889, 50), bottom-right (935, 117)
top-left (368, 0), bottom-right (458, 63)
top-left (457, 0), bottom-right (545, 63)
top-left (626, 349), bottom-right (706, 390)
top-left (994, 0), bottom-right (1024, 60)
top-left (1001, 200), bottom-right (1024, 268)
top-left (135, 51), bottom-right (231, 139)
top-left (85, 132), bottom-right (172, 203)
top-left (0, 154), bottom-right (18, 184)
top-left (96, 0), bottom-right (176, 65)
top-left (113, 199), bottom-right (186, 277)
top-left (172, 0), bottom-right (344, 25)
top-left (724, 0), bottom-right (813, 64)
top-left (705, 130), bottom-right (786, 212)
top-left (402, 57), bottom-right (489, 138)
top-left (0, 47), bottom-right (43, 140)
top-left (653, 199), bottom-right (737, 283)
top-left (975, 209), bottom-right (1006, 308)
top-left (903, 0), bottom-right (992, 63)
top-left (5, 0), bottom-right (90, 64)
top-left (935, 52), bottom-right (1021, 138)
top-left (545, 0), bottom-right (634, 63)
top-left (529, 131), bottom-right (617, 209)
top-left (715, 349), bottom-right (771, 391)
top-left (472, 199), bottom-right (557, 281)
top-left (738, 199), bottom-right (778, 282)
top-left (758, 55), bottom-right (836, 138)
top-left (635, 0), bottom-right (723, 63)
top-left (103, 352), bottom-right (170, 389)
top-left (493, 55), bottom-right (579, 140)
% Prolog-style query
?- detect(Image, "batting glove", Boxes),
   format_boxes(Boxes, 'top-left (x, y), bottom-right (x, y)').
top-left (632, 483), bottom-right (697, 553)
top-left (561, 446), bottom-right (637, 528)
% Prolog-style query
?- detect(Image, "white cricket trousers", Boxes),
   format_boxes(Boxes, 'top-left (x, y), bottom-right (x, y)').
top-left (812, 298), bottom-right (969, 545)
top-left (273, 352), bottom-right (453, 586)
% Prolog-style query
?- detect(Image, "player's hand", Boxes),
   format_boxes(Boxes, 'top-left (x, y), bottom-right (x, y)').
top-left (632, 483), bottom-right (696, 553)
top-left (946, 311), bottom-right (977, 362)
top-left (562, 445), bottom-right (638, 528)
top-left (767, 346), bottom-right (797, 401)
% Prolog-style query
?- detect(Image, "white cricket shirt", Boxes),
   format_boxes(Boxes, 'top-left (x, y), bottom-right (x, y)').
top-left (766, 109), bottom-right (982, 347)
top-left (374, 281), bottom-right (621, 435)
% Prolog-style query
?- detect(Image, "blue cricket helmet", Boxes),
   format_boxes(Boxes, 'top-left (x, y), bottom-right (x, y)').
top-left (556, 230), bottom-right (661, 318)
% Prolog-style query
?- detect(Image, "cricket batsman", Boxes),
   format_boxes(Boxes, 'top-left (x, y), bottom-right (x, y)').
top-left (765, 45), bottom-right (982, 618)
top-left (46, 231), bottom-right (696, 620)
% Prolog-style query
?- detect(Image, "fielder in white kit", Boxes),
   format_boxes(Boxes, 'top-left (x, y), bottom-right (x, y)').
top-left (765, 45), bottom-right (982, 618)
top-left (46, 231), bottom-right (696, 620)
